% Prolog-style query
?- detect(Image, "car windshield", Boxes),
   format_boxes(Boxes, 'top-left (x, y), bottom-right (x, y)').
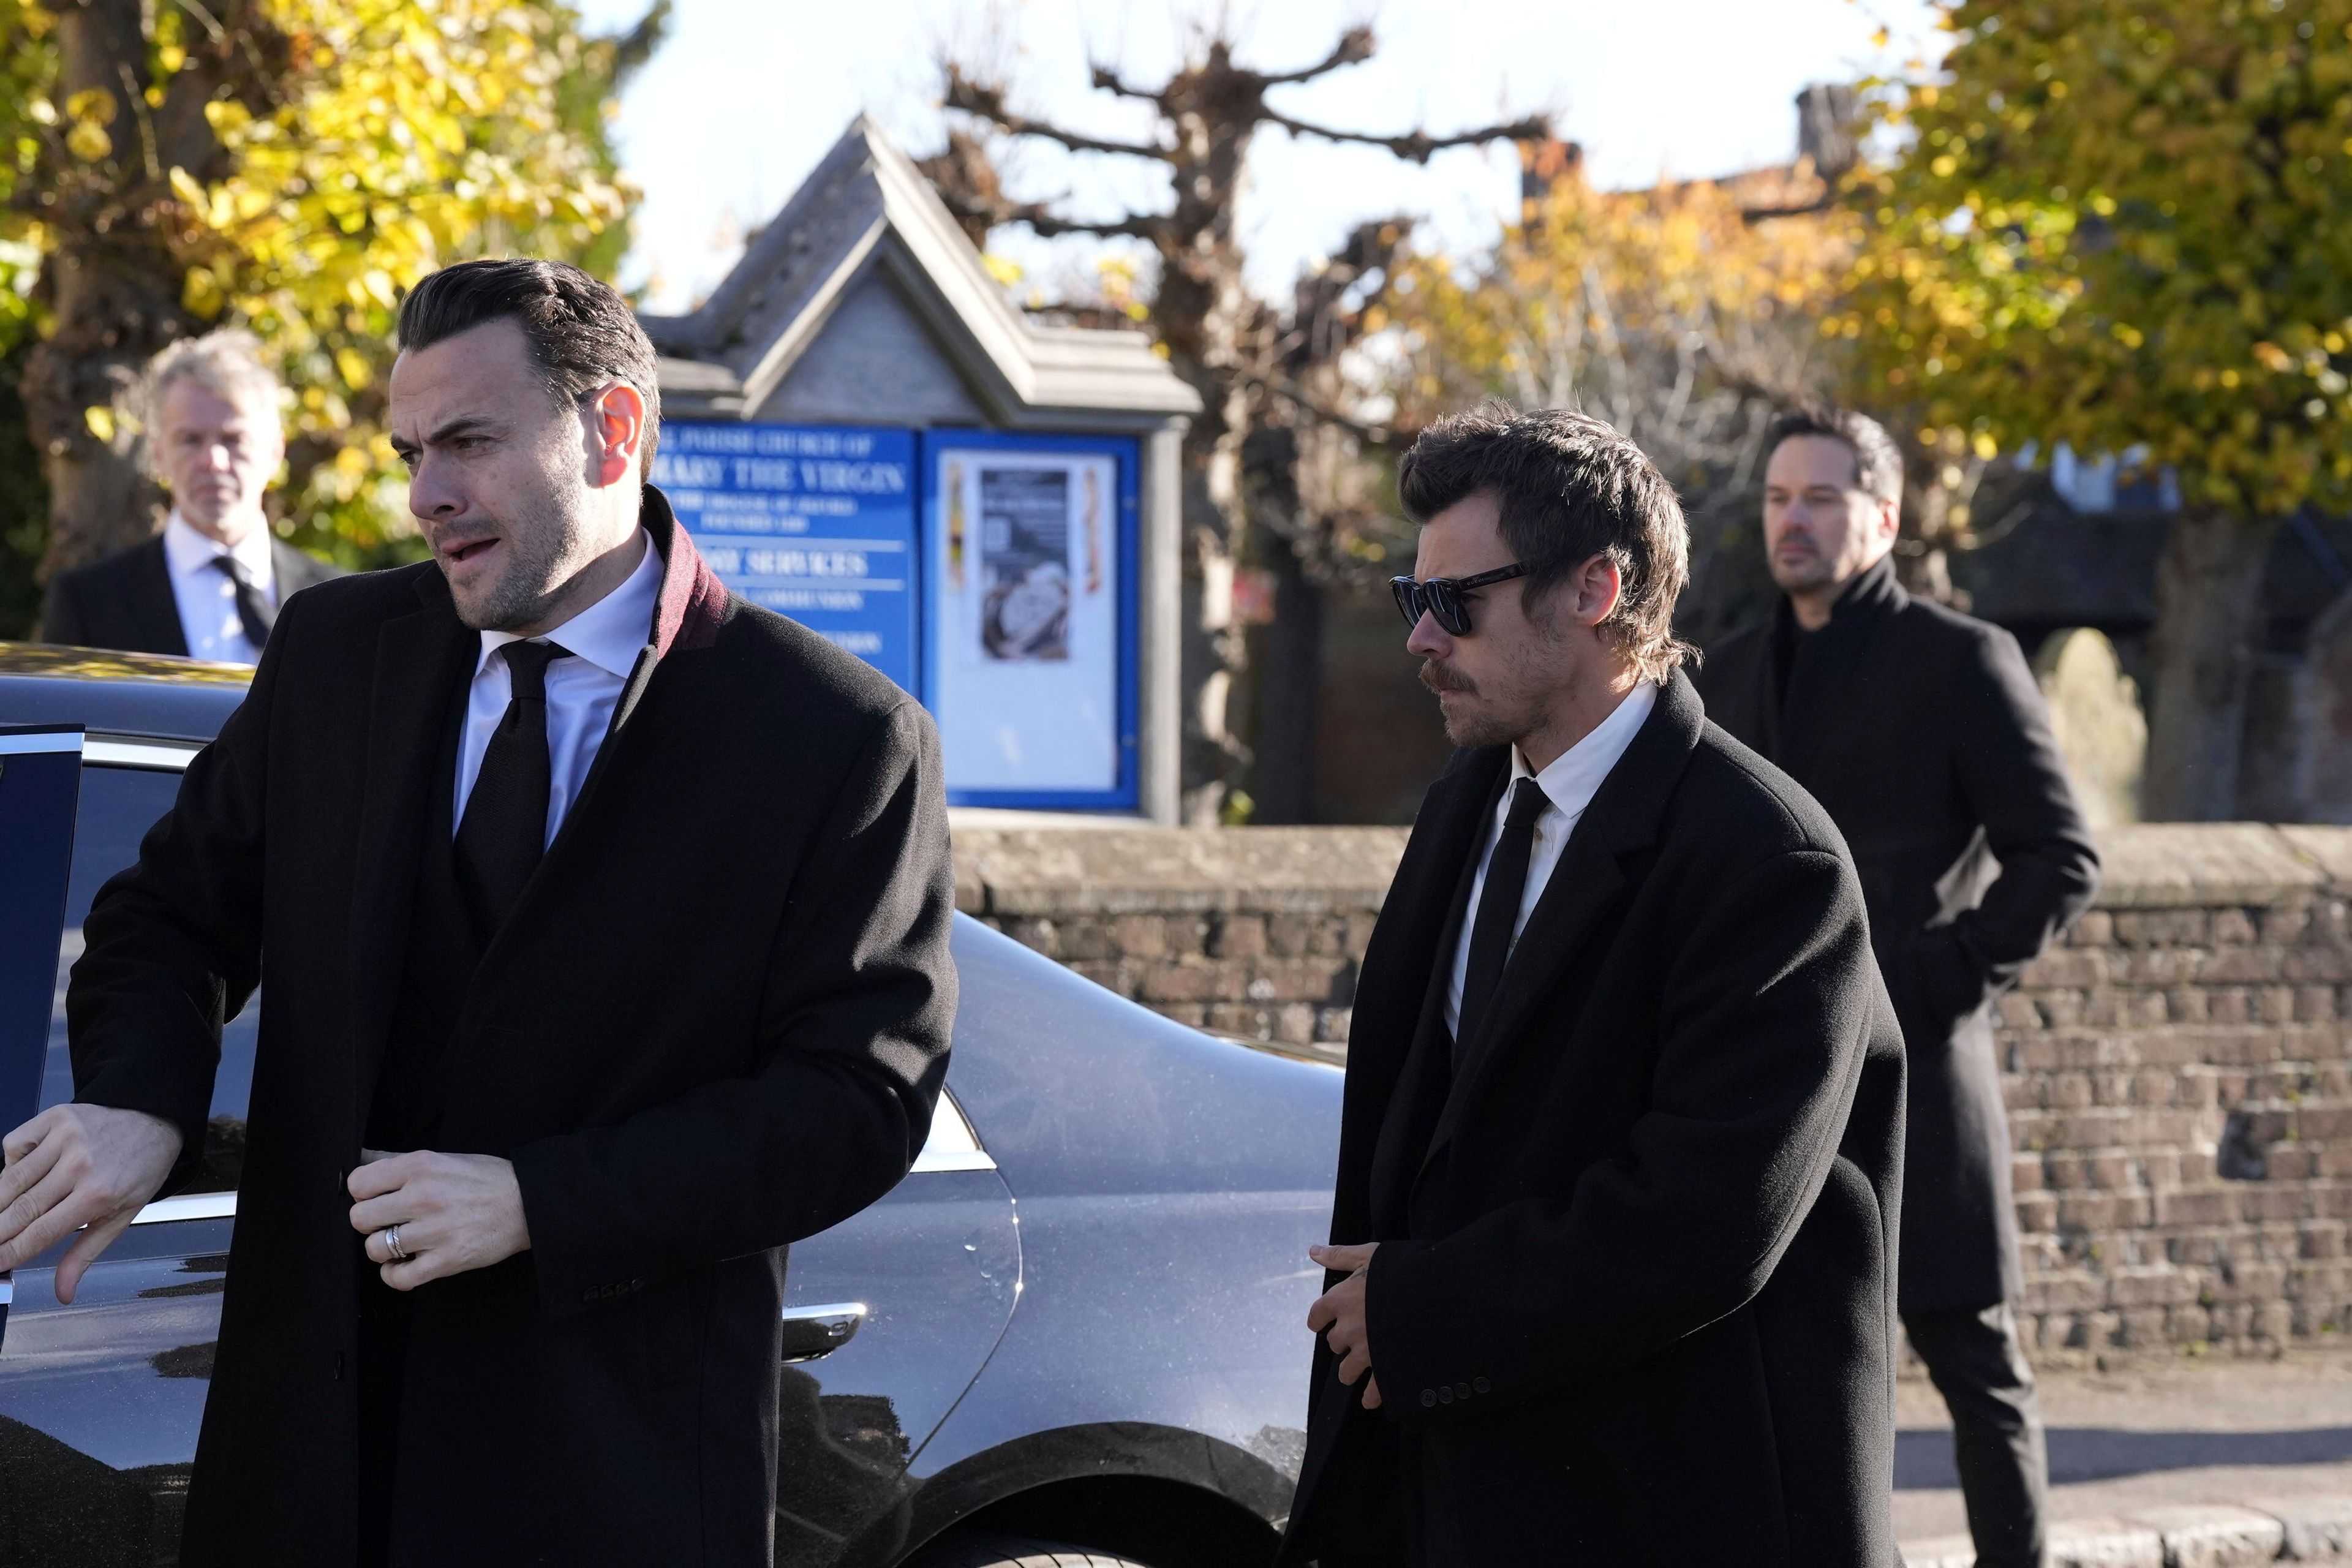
top-left (41, 763), bottom-right (253, 1191)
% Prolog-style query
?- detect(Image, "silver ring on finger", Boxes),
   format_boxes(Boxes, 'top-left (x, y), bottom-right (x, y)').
top-left (383, 1224), bottom-right (409, 1262)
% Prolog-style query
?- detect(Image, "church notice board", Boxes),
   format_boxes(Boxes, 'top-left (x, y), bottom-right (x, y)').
top-left (661, 419), bottom-right (1141, 813)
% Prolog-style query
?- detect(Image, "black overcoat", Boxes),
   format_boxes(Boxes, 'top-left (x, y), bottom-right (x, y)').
top-left (1280, 671), bottom-right (1906, 1567)
top-left (1695, 556), bottom-right (2098, 1310)
top-left (41, 533), bottom-right (343, 656)
top-left (68, 491), bottom-right (957, 1566)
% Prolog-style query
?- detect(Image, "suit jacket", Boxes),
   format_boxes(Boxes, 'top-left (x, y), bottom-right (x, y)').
top-left (40, 532), bottom-right (342, 656)
top-left (68, 489), bottom-right (957, 1567)
top-left (1695, 556), bottom-right (2099, 1310)
top-left (1280, 671), bottom-right (1905, 1568)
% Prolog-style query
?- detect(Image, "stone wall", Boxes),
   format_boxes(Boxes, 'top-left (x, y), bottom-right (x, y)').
top-left (954, 822), bottom-right (2352, 1357)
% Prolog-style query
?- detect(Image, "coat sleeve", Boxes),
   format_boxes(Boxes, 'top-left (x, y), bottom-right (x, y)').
top-left (511, 698), bottom-right (958, 1319)
top-left (67, 590), bottom-right (289, 1188)
top-left (39, 571), bottom-right (87, 647)
top-left (1911, 626), bottom-right (2100, 1020)
top-left (1361, 845), bottom-right (1879, 1422)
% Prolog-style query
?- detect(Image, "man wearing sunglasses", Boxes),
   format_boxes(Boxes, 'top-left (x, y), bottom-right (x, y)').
top-left (1696, 407), bottom-right (2100, 1568)
top-left (1280, 404), bottom-right (1905, 1567)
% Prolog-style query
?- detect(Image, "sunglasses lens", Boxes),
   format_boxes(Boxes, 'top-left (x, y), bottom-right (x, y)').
top-left (1430, 583), bottom-right (1469, 636)
top-left (1391, 579), bottom-right (1417, 627)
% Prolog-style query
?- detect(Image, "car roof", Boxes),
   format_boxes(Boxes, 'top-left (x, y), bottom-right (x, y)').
top-left (0, 643), bottom-right (251, 742)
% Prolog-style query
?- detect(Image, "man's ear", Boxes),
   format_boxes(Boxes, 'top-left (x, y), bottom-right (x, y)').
top-left (1572, 554), bottom-right (1624, 630)
top-left (585, 382), bottom-right (647, 488)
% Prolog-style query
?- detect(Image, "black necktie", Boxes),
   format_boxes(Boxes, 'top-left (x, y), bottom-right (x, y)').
top-left (1458, 777), bottom-right (1550, 1055)
top-left (211, 554), bottom-right (275, 653)
top-left (454, 640), bottom-right (570, 935)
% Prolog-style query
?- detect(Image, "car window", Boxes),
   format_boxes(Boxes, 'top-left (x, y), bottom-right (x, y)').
top-left (40, 763), bottom-right (253, 1192)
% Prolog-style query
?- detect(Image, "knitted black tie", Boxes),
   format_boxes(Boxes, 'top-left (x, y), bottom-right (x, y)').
top-left (211, 554), bottom-right (275, 652)
top-left (454, 640), bottom-right (570, 935)
top-left (1458, 777), bottom-right (1550, 1058)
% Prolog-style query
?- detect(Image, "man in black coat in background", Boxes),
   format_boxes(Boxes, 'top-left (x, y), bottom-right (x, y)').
top-left (0, 260), bottom-right (957, 1566)
top-left (1697, 407), bottom-right (2101, 1568)
top-left (1280, 405), bottom-right (1905, 1567)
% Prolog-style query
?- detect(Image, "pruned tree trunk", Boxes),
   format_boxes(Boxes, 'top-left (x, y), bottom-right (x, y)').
top-left (2143, 505), bottom-right (2282, 820)
top-left (23, 0), bottom-right (186, 576)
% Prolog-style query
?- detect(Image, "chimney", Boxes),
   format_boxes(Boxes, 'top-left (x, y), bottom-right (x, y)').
top-left (1795, 83), bottom-right (1860, 179)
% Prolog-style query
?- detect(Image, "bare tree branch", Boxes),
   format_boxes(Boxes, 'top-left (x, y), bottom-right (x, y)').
top-left (931, 185), bottom-right (1166, 243)
top-left (1263, 110), bottom-right (1551, 165)
top-left (1087, 61), bottom-right (1163, 105)
top-left (1254, 25), bottom-right (1377, 86)
top-left (943, 67), bottom-right (1171, 161)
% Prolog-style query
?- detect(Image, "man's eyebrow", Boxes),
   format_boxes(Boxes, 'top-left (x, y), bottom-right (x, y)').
top-left (423, 415), bottom-right (500, 446)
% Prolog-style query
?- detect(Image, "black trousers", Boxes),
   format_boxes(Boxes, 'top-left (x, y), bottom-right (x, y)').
top-left (1904, 1305), bottom-right (2049, 1568)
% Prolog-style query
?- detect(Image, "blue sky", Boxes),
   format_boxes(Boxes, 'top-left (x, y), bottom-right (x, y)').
top-left (576, 0), bottom-right (1943, 312)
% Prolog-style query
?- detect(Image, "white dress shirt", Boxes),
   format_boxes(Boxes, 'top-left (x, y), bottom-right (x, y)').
top-left (456, 532), bottom-right (662, 846)
top-left (161, 511), bottom-right (277, 665)
top-left (1444, 679), bottom-right (1660, 1035)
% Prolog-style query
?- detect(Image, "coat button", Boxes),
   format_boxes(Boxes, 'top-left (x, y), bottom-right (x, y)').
top-left (1438, 1385), bottom-right (1454, 1404)
top-left (1421, 1389), bottom-right (1438, 1408)
top-left (1455, 1382), bottom-right (1471, 1400)
top-left (1473, 1377), bottom-right (1490, 1394)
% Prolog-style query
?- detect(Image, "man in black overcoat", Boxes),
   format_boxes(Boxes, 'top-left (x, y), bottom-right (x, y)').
top-left (1279, 405), bottom-right (1906, 1567)
top-left (43, 329), bottom-right (341, 661)
top-left (0, 260), bottom-right (957, 1566)
top-left (1695, 407), bottom-right (2100, 1568)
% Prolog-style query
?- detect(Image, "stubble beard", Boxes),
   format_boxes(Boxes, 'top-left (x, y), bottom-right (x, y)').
top-left (446, 505), bottom-right (585, 633)
top-left (1423, 657), bottom-right (1528, 751)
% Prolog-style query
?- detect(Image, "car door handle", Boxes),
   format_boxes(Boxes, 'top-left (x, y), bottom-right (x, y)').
top-left (780, 1301), bottom-right (867, 1363)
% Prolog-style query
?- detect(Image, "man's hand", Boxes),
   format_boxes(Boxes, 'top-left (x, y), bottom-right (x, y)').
top-left (0, 1104), bottom-right (183, 1302)
top-left (348, 1149), bottom-right (530, 1291)
top-left (1306, 1240), bottom-right (1382, 1410)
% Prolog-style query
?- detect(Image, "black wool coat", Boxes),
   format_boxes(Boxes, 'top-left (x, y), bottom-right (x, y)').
top-left (69, 490), bottom-right (958, 1567)
top-left (1280, 671), bottom-right (1906, 1568)
top-left (42, 533), bottom-right (343, 656)
top-left (1695, 556), bottom-right (2099, 1311)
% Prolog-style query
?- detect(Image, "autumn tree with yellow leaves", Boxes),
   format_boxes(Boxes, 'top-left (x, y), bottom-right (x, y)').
top-left (1844, 2), bottom-right (2352, 819)
top-left (0, 0), bottom-right (663, 628)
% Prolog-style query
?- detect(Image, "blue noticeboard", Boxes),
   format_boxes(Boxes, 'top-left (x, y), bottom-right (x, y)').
top-left (652, 422), bottom-right (919, 694)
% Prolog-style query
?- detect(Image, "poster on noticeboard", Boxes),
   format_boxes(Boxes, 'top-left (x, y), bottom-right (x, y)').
top-left (924, 433), bottom-right (1138, 809)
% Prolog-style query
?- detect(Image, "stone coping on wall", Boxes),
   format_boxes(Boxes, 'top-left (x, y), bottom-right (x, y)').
top-left (954, 823), bottom-right (2352, 917)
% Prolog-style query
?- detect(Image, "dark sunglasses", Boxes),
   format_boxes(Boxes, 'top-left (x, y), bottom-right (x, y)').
top-left (1390, 562), bottom-right (1535, 636)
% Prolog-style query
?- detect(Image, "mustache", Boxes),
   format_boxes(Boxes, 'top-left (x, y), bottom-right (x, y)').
top-left (1419, 658), bottom-right (1476, 695)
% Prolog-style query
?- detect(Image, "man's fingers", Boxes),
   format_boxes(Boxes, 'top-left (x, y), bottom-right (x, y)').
top-left (348, 1189), bottom-right (426, 1235)
top-left (1306, 1290), bottom-right (1338, 1334)
top-left (1362, 1373), bottom-right (1383, 1410)
top-left (358, 1148), bottom-right (397, 1165)
top-left (0, 1171), bottom-right (100, 1273)
top-left (1335, 1343), bottom-right (1373, 1387)
top-left (346, 1154), bottom-right (423, 1200)
top-left (51, 1206), bottom-right (138, 1305)
top-left (2, 1107), bottom-right (61, 1166)
top-left (1310, 1241), bottom-right (1378, 1273)
top-left (0, 1125), bottom-right (64, 1229)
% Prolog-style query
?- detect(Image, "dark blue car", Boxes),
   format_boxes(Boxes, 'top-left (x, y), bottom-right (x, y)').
top-left (0, 645), bottom-right (1340, 1568)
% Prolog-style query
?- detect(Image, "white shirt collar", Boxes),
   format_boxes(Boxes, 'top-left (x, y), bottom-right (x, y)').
top-left (477, 530), bottom-right (662, 680)
top-left (1509, 678), bottom-right (1660, 816)
top-left (161, 510), bottom-right (276, 583)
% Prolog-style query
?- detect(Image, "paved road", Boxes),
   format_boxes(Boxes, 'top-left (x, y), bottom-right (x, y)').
top-left (1893, 1346), bottom-right (2352, 1542)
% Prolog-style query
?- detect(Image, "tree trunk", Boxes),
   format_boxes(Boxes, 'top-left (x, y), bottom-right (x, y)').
top-left (25, 0), bottom-right (187, 579)
top-left (2142, 505), bottom-right (2282, 820)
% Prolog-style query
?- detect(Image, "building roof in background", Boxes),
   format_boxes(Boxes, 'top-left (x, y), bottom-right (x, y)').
top-left (639, 116), bottom-right (1199, 429)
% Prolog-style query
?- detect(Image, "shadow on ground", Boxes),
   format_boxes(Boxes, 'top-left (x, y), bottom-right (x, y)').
top-left (1897, 1427), bottom-right (2352, 1490)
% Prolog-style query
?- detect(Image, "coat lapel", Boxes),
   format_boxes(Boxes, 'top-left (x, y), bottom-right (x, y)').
top-left (1416, 673), bottom-right (1708, 1183)
top-left (137, 538), bottom-right (190, 657)
top-left (348, 568), bottom-right (478, 1133)
top-left (1776, 556), bottom-right (1903, 780)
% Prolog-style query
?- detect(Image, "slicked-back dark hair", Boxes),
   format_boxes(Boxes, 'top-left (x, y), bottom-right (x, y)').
top-left (1397, 402), bottom-right (1694, 682)
top-left (1765, 405), bottom-right (1903, 504)
top-left (397, 258), bottom-right (662, 474)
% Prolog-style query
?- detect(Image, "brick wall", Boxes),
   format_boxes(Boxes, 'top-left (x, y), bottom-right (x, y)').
top-left (954, 821), bottom-right (2352, 1357)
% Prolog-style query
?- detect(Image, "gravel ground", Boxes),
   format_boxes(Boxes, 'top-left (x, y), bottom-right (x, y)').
top-left (1893, 1345), bottom-right (2352, 1543)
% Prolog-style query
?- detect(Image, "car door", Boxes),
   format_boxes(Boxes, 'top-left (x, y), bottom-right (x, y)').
top-left (0, 736), bottom-right (1020, 1568)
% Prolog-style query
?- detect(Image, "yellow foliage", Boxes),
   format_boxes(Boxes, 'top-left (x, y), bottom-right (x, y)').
top-left (1849, 0), bottom-right (2352, 518)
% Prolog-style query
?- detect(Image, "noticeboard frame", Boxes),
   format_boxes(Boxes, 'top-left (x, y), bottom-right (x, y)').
top-left (920, 429), bottom-right (1142, 812)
